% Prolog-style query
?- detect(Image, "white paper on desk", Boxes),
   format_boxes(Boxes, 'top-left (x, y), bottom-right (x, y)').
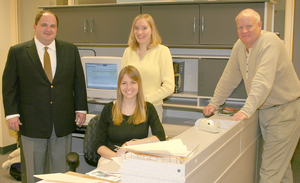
top-left (37, 181), bottom-right (56, 183)
top-left (97, 157), bottom-right (121, 172)
top-left (86, 169), bottom-right (121, 182)
top-left (111, 156), bottom-right (123, 166)
top-left (123, 139), bottom-right (190, 157)
top-left (34, 173), bottom-right (106, 183)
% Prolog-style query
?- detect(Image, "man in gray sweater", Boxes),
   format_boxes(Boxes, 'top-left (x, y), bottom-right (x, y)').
top-left (203, 9), bottom-right (300, 183)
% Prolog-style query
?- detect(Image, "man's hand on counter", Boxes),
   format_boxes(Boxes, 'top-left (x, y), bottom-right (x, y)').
top-left (231, 111), bottom-right (248, 121)
top-left (203, 105), bottom-right (216, 117)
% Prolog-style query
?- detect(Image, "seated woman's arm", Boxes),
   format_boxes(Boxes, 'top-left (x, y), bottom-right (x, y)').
top-left (93, 103), bottom-right (117, 159)
top-left (123, 135), bottom-right (160, 146)
top-left (97, 145), bottom-right (117, 159)
top-left (98, 136), bottom-right (159, 159)
top-left (147, 103), bottom-right (166, 141)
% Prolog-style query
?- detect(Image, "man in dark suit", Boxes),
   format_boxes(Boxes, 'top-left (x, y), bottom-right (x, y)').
top-left (2, 10), bottom-right (88, 182)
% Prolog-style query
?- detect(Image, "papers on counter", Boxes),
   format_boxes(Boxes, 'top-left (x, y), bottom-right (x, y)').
top-left (121, 139), bottom-right (192, 157)
top-left (34, 171), bottom-right (121, 183)
top-left (35, 173), bottom-right (108, 183)
top-left (86, 169), bottom-right (121, 182)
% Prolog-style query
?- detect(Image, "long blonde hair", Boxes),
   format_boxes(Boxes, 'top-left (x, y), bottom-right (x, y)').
top-left (127, 14), bottom-right (161, 51)
top-left (112, 66), bottom-right (147, 125)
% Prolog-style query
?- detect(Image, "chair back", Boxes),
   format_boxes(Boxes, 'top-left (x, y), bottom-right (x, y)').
top-left (83, 115), bottom-right (101, 167)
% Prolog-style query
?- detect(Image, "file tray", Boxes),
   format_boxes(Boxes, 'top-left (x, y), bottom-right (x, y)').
top-left (120, 139), bottom-right (199, 164)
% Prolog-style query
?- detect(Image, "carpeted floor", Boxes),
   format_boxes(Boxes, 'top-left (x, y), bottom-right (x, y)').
top-left (0, 152), bottom-right (20, 183)
top-left (0, 139), bottom-right (299, 183)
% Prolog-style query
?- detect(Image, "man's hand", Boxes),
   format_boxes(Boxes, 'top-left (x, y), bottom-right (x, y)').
top-left (203, 105), bottom-right (216, 117)
top-left (7, 117), bottom-right (22, 132)
top-left (231, 111), bottom-right (248, 121)
top-left (75, 112), bottom-right (86, 128)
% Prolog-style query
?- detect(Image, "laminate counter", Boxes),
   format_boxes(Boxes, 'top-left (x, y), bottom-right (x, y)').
top-left (120, 112), bottom-right (261, 183)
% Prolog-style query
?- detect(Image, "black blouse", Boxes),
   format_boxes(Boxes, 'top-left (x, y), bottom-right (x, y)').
top-left (93, 101), bottom-right (166, 152)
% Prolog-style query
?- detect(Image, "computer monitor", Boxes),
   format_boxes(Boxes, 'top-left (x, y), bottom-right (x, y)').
top-left (81, 56), bottom-right (122, 101)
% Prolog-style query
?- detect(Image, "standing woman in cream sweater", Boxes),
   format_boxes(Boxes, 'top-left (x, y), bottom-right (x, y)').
top-left (122, 14), bottom-right (175, 122)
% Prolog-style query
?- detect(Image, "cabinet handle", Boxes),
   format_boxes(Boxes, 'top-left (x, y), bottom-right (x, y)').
top-left (201, 16), bottom-right (205, 32)
top-left (90, 18), bottom-right (94, 32)
top-left (193, 17), bottom-right (196, 33)
top-left (84, 18), bottom-right (88, 32)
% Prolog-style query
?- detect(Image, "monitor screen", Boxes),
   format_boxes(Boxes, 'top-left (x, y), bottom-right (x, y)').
top-left (86, 63), bottom-right (118, 90)
top-left (81, 56), bottom-right (122, 101)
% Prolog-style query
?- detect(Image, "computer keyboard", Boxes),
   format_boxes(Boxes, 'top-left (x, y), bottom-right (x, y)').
top-left (94, 99), bottom-right (114, 104)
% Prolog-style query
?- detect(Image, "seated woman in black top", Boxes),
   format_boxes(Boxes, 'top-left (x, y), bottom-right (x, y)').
top-left (93, 65), bottom-right (166, 159)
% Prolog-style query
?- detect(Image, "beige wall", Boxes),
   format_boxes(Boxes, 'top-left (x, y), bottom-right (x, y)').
top-left (0, 0), bottom-right (18, 148)
top-left (0, 0), bottom-right (55, 150)
top-left (17, 0), bottom-right (56, 43)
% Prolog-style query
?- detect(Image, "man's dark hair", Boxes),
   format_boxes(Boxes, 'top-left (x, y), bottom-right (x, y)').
top-left (35, 10), bottom-right (59, 27)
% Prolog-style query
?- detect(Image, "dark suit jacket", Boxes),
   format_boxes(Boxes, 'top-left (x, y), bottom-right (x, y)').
top-left (2, 39), bottom-right (88, 138)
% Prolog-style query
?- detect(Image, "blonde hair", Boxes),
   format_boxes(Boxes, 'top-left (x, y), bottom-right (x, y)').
top-left (127, 14), bottom-right (161, 51)
top-left (112, 66), bottom-right (147, 125)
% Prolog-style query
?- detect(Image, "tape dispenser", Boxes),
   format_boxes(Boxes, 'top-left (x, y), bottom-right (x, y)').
top-left (197, 118), bottom-right (220, 133)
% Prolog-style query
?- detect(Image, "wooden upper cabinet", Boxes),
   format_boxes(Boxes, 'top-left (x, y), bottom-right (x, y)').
top-left (141, 2), bottom-right (265, 47)
top-left (44, 1), bottom-right (273, 47)
top-left (199, 3), bottom-right (265, 46)
top-left (49, 5), bottom-right (140, 45)
top-left (142, 4), bottom-right (200, 46)
top-left (51, 7), bottom-right (90, 43)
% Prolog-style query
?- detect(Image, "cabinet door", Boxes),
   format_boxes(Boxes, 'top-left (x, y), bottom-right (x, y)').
top-left (89, 6), bottom-right (140, 44)
top-left (51, 7), bottom-right (92, 43)
top-left (198, 58), bottom-right (247, 99)
top-left (49, 6), bottom-right (140, 44)
top-left (200, 3), bottom-right (265, 46)
top-left (142, 4), bottom-right (199, 45)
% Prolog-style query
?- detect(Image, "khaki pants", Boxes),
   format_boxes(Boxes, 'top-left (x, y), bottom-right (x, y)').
top-left (259, 98), bottom-right (300, 183)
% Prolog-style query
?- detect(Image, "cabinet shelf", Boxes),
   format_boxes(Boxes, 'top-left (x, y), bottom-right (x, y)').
top-left (163, 103), bottom-right (203, 112)
top-left (163, 116), bottom-right (197, 127)
top-left (171, 91), bottom-right (199, 98)
top-left (164, 92), bottom-right (199, 111)
top-left (164, 92), bottom-right (245, 111)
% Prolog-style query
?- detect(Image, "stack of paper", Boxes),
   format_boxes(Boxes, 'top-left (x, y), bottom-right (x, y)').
top-left (35, 173), bottom-right (109, 183)
top-left (121, 139), bottom-right (192, 157)
top-left (35, 171), bottom-right (122, 183)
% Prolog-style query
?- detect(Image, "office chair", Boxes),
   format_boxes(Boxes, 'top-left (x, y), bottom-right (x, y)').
top-left (67, 115), bottom-right (101, 171)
